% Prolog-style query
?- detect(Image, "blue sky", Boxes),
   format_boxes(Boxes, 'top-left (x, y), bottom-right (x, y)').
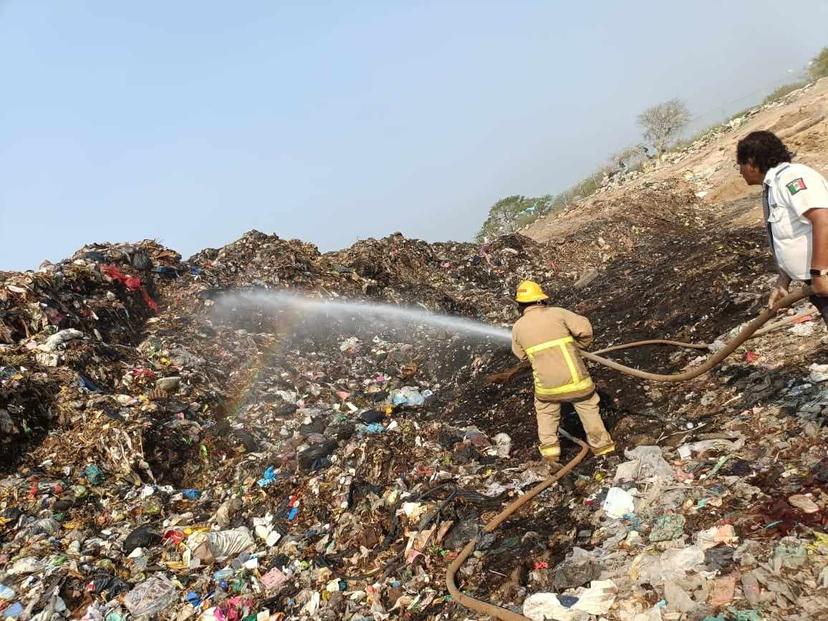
top-left (1, 1), bottom-right (827, 269)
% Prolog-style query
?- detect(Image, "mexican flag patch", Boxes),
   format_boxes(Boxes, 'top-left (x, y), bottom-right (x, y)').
top-left (786, 177), bottom-right (807, 195)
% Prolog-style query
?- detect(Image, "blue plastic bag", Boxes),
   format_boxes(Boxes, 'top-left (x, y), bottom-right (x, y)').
top-left (257, 466), bottom-right (277, 488)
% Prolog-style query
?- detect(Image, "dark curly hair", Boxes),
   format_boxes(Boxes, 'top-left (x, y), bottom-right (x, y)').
top-left (517, 300), bottom-right (549, 312)
top-left (736, 131), bottom-right (794, 173)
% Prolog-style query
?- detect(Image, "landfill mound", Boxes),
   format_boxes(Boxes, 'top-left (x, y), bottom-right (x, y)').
top-left (2, 222), bottom-right (827, 621)
top-left (0, 231), bottom-right (559, 620)
top-left (2, 83), bottom-right (828, 621)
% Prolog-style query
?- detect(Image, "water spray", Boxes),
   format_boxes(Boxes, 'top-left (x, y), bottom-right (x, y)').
top-left (212, 289), bottom-right (512, 342)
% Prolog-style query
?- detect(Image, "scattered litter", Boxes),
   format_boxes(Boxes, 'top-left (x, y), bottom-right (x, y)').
top-left (602, 487), bottom-right (636, 518)
top-left (788, 494), bottom-right (820, 513)
top-left (124, 575), bottom-right (178, 617)
top-left (256, 466), bottom-right (277, 488)
top-left (553, 547), bottom-right (601, 590)
top-left (808, 363), bottom-right (828, 383)
top-left (708, 573), bottom-right (737, 608)
top-left (697, 524), bottom-right (738, 549)
top-left (1, 222), bottom-right (827, 620)
top-left (649, 514), bottom-right (686, 542)
top-left (615, 445), bottom-right (674, 482)
top-left (390, 386), bottom-right (432, 406)
top-left (790, 322), bottom-right (815, 337)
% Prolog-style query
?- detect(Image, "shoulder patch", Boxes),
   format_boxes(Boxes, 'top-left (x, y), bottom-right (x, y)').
top-left (786, 178), bottom-right (807, 195)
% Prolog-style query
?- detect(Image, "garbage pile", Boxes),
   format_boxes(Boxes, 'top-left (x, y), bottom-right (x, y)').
top-left (0, 231), bottom-right (561, 620)
top-left (1, 226), bottom-right (826, 621)
top-left (520, 393), bottom-right (828, 621)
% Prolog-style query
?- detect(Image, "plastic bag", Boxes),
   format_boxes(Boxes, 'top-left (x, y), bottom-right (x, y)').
top-left (257, 466), bottom-right (277, 488)
top-left (124, 575), bottom-right (177, 617)
top-left (390, 387), bottom-right (432, 406)
top-left (809, 363), bottom-right (828, 382)
top-left (123, 525), bottom-right (161, 553)
top-left (615, 446), bottom-right (674, 482)
top-left (696, 524), bottom-right (737, 549)
top-left (573, 580), bottom-right (617, 615)
top-left (664, 581), bottom-right (695, 613)
top-left (676, 437), bottom-right (744, 460)
top-left (207, 528), bottom-right (255, 560)
top-left (553, 547), bottom-right (601, 590)
top-left (40, 329), bottom-right (84, 352)
top-left (522, 593), bottom-right (583, 621)
top-left (602, 487), bottom-right (635, 518)
top-left (649, 514), bottom-right (686, 542)
top-left (635, 545), bottom-right (704, 585)
top-left (492, 432), bottom-right (512, 458)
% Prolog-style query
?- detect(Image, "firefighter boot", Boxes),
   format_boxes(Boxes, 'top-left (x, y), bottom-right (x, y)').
top-left (590, 441), bottom-right (616, 457)
top-left (538, 442), bottom-right (561, 463)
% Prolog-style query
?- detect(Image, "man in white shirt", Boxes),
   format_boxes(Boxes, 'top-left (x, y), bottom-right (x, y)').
top-left (736, 130), bottom-right (828, 323)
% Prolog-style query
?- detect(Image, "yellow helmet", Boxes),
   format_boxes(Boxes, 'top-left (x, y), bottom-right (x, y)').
top-left (515, 280), bottom-right (548, 303)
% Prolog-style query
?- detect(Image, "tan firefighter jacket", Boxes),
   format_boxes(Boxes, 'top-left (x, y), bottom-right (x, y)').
top-left (511, 305), bottom-right (595, 402)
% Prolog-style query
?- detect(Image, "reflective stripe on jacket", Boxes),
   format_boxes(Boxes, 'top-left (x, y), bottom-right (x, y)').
top-left (512, 305), bottom-right (595, 402)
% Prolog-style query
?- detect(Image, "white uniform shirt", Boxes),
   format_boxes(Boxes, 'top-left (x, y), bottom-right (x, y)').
top-left (763, 162), bottom-right (828, 280)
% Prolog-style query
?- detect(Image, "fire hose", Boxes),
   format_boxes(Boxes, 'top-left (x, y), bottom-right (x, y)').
top-left (448, 287), bottom-right (812, 620)
top-left (445, 432), bottom-right (590, 621)
top-left (581, 288), bottom-right (811, 381)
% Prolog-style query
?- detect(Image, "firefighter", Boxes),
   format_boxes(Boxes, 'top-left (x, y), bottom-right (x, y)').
top-left (511, 280), bottom-right (615, 462)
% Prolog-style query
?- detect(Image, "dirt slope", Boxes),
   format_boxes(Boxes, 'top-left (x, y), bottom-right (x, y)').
top-left (524, 77), bottom-right (828, 245)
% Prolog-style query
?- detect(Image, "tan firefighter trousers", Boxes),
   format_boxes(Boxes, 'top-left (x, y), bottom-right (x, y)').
top-left (534, 392), bottom-right (613, 449)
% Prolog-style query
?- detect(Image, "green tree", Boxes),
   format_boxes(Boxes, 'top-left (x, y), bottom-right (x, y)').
top-left (809, 46), bottom-right (828, 80)
top-left (475, 195), bottom-right (554, 242)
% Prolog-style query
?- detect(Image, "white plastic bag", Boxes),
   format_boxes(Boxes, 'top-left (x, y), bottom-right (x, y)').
top-left (602, 487), bottom-right (635, 518)
top-left (124, 575), bottom-right (177, 617)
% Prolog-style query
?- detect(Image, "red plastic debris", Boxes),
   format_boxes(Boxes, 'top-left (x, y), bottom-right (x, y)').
top-left (101, 265), bottom-right (158, 312)
top-left (102, 265), bottom-right (142, 292)
top-left (141, 287), bottom-right (159, 312)
top-left (131, 368), bottom-right (158, 381)
top-left (791, 314), bottom-right (814, 324)
top-left (162, 529), bottom-right (186, 545)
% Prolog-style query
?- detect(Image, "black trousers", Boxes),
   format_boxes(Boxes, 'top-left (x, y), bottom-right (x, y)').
top-left (809, 295), bottom-right (828, 326)
top-left (804, 280), bottom-right (828, 326)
